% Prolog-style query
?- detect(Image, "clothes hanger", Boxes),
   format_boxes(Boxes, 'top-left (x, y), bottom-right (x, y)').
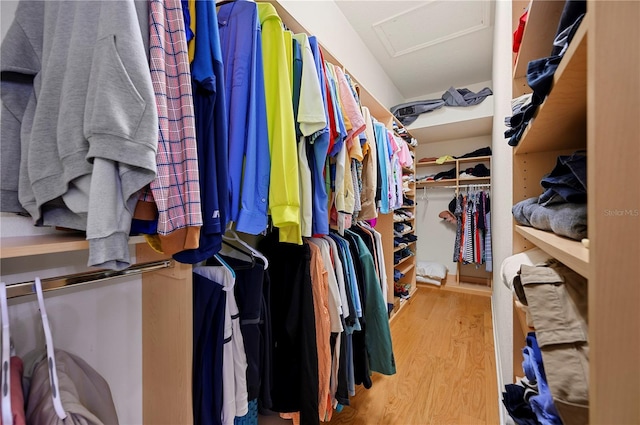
top-left (1, 282), bottom-right (12, 425)
top-left (212, 254), bottom-right (236, 279)
top-left (222, 230), bottom-right (269, 270)
top-left (218, 240), bottom-right (256, 269)
top-left (202, 240), bottom-right (256, 270)
top-left (34, 278), bottom-right (67, 420)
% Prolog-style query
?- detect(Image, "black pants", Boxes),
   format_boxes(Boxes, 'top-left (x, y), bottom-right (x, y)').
top-left (259, 232), bottom-right (319, 425)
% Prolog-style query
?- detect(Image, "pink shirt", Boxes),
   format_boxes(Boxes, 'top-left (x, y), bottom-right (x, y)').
top-left (334, 67), bottom-right (366, 161)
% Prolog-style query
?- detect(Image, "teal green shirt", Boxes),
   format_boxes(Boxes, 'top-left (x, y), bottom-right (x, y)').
top-left (346, 230), bottom-right (396, 375)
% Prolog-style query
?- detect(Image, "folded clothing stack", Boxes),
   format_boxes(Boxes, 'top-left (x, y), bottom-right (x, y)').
top-left (415, 261), bottom-right (448, 286)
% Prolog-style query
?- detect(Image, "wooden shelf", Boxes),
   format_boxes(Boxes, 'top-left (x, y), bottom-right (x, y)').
top-left (402, 167), bottom-right (414, 174)
top-left (389, 286), bottom-right (418, 323)
top-left (416, 159), bottom-right (456, 167)
top-left (514, 19), bottom-right (588, 155)
top-left (1, 234), bottom-right (146, 259)
top-left (416, 179), bottom-right (457, 187)
top-left (416, 155), bottom-right (491, 189)
top-left (458, 155), bottom-right (491, 164)
top-left (422, 274), bottom-right (492, 297)
top-left (512, 1), bottom-right (566, 90)
top-left (395, 262), bottom-right (415, 276)
top-left (515, 225), bottom-right (589, 278)
top-left (415, 156), bottom-right (490, 167)
top-left (394, 254), bottom-right (414, 269)
top-left (514, 298), bottom-right (535, 338)
top-left (458, 176), bottom-right (491, 183)
top-left (394, 241), bottom-right (417, 253)
top-left (393, 217), bottom-right (415, 224)
top-left (396, 228), bottom-right (414, 237)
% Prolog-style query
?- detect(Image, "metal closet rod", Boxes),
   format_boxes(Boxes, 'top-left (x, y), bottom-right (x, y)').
top-left (5, 259), bottom-right (173, 299)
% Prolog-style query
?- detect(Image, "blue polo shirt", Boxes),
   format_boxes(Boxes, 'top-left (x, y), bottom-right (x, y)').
top-left (218, 0), bottom-right (270, 235)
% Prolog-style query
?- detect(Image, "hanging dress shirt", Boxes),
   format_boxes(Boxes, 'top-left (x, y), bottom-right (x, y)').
top-left (145, 0), bottom-right (202, 254)
top-left (218, 0), bottom-right (271, 235)
top-left (307, 36), bottom-right (331, 236)
top-left (291, 38), bottom-right (313, 238)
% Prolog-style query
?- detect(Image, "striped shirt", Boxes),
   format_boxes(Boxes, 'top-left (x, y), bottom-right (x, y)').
top-left (147, 0), bottom-right (202, 250)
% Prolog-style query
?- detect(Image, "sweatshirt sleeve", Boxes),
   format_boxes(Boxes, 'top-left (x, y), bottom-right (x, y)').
top-left (84, 2), bottom-right (158, 186)
top-left (84, 1), bottom-right (159, 268)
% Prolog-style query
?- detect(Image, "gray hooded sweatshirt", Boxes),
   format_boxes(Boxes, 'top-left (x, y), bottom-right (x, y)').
top-left (1, 1), bottom-right (158, 269)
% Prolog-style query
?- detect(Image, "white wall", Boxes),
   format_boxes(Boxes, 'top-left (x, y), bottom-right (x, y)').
top-left (0, 221), bottom-right (144, 424)
top-left (277, 0), bottom-right (405, 108)
top-left (0, 2), bottom-right (143, 422)
top-left (414, 135), bottom-right (492, 276)
top-left (490, 1), bottom-right (515, 423)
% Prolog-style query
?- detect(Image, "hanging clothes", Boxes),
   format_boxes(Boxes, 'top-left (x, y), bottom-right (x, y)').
top-left (307, 36), bottom-right (332, 236)
top-left (453, 190), bottom-right (492, 270)
top-left (220, 255), bottom-right (273, 412)
top-left (217, 0), bottom-right (271, 236)
top-left (173, 0), bottom-right (229, 264)
top-left (258, 231), bottom-right (319, 425)
top-left (0, 356), bottom-right (26, 425)
top-left (23, 349), bottom-right (119, 424)
top-left (142, 0), bottom-right (202, 255)
top-left (1, 0), bottom-right (158, 270)
top-left (192, 268), bottom-right (226, 425)
top-left (359, 107), bottom-right (378, 220)
top-left (258, 3), bottom-right (302, 245)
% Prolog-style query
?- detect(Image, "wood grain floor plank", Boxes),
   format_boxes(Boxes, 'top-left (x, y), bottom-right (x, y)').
top-left (327, 287), bottom-right (498, 425)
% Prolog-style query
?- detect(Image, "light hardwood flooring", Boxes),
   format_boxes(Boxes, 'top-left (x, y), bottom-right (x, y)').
top-left (326, 287), bottom-right (499, 425)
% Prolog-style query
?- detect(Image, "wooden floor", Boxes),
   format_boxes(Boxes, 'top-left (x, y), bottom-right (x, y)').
top-left (326, 287), bottom-right (499, 425)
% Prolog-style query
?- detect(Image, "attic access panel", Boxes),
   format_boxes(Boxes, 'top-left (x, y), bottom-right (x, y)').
top-left (372, 0), bottom-right (490, 58)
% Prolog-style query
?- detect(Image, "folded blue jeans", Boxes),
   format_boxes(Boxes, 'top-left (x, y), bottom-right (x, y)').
top-left (539, 151), bottom-right (587, 205)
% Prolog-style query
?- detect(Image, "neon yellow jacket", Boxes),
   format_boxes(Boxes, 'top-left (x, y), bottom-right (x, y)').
top-left (258, 3), bottom-right (301, 244)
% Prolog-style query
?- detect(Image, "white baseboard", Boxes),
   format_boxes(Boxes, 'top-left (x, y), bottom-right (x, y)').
top-left (491, 298), bottom-right (509, 425)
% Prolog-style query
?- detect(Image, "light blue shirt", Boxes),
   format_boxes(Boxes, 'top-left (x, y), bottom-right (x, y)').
top-left (218, 0), bottom-right (270, 234)
top-left (373, 121), bottom-right (390, 214)
top-left (308, 36), bottom-right (330, 235)
top-left (329, 234), bottom-right (362, 334)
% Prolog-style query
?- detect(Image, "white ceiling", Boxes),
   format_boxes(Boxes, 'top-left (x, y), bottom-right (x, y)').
top-left (334, 0), bottom-right (495, 102)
